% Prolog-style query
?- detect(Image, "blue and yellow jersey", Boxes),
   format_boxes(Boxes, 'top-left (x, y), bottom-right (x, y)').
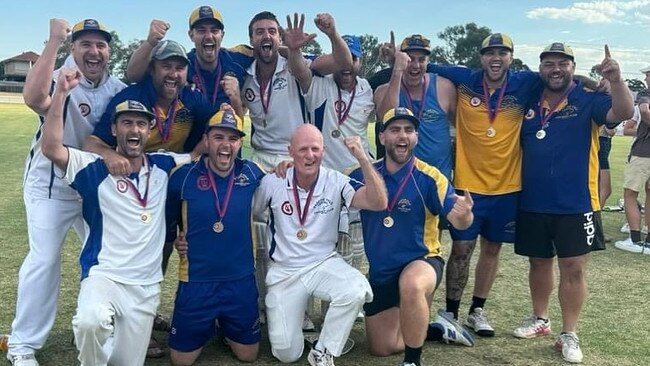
top-left (429, 65), bottom-right (541, 194)
top-left (349, 157), bottom-right (455, 284)
top-left (187, 47), bottom-right (253, 108)
top-left (520, 83), bottom-right (611, 214)
top-left (93, 76), bottom-right (216, 153)
top-left (166, 157), bottom-right (265, 282)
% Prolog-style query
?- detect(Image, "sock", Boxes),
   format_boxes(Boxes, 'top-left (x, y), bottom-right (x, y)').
top-left (631, 230), bottom-right (641, 243)
top-left (469, 296), bottom-right (486, 314)
top-left (446, 298), bottom-right (461, 320)
top-left (403, 345), bottom-right (422, 366)
top-left (426, 323), bottom-right (443, 341)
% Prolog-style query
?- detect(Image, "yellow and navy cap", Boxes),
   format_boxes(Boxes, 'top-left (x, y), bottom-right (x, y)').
top-left (189, 6), bottom-right (224, 30)
top-left (480, 33), bottom-right (514, 54)
top-left (539, 42), bottom-right (574, 61)
top-left (206, 109), bottom-right (245, 136)
top-left (381, 107), bottom-right (420, 130)
top-left (400, 34), bottom-right (431, 55)
top-left (112, 100), bottom-right (155, 125)
top-left (71, 19), bottom-right (112, 43)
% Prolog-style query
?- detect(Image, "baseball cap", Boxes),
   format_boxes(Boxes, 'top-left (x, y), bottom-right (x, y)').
top-left (151, 40), bottom-right (189, 64)
top-left (480, 33), bottom-right (514, 54)
top-left (343, 35), bottom-right (362, 58)
top-left (381, 107), bottom-right (420, 130)
top-left (400, 34), bottom-right (431, 55)
top-left (640, 65), bottom-right (650, 74)
top-left (189, 6), bottom-right (224, 30)
top-left (112, 100), bottom-right (155, 125)
top-left (206, 109), bottom-right (245, 136)
top-left (71, 19), bottom-right (112, 43)
top-left (539, 42), bottom-right (575, 61)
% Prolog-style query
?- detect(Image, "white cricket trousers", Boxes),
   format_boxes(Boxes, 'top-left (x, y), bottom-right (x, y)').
top-left (73, 275), bottom-right (160, 366)
top-left (265, 255), bottom-right (372, 362)
top-left (8, 193), bottom-right (85, 357)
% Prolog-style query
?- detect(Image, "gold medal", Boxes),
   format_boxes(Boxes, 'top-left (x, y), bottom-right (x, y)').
top-left (331, 129), bottom-right (341, 138)
top-left (297, 228), bottom-right (308, 240)
top-left (536, 130), bottom-right (546, 140)
top-left (141, 211), bottom-right (151, 223)
top-left (383, 216), bottom-right (394, 228)
top-left (486, 126), bottom-right (496, 138)
top-left (213, 221), bottom-right (224, 233)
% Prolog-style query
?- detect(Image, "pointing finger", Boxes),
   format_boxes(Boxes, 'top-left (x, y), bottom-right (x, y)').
top-left (390, 30), bottom-right (395, 47)
top-left (464, 189), bottom-right (473, 205)
top-left (604, 44), bottom-right (611, 59)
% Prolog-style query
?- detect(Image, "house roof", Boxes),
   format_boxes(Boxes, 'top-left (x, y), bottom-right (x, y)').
top-left (2, 51), bottom-right (40, 63)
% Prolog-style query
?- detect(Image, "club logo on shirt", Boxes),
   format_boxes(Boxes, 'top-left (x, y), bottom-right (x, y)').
top-left (397, 199), bottom-right (412, 212)
top-left (470, 97), bottom-right (481, 107)
top-left (235, 173), bottom-right (251, 186)
top-left (334, 100), bottom-right (346, 113)
top-left (197, 175), bottom-right (210, 190)
top-left (313, 198), bottom-right (334, 215)
top-left (273, 77), bottom-right (288, 90)
top-left (524, 109), bottom-right (535, 120)
top-left (281, 201), bottom-right (293, 215)
top-left (116, 179), bottom-right (128, 193)
top-left (79, 103), bottom-right (91, 117)
top-left (244, 88), bottom-right (255, 102)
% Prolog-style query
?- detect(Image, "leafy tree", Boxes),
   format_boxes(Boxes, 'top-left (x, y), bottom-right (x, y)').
top-left (358, 34), bottom-right (388, 79)
top-left (626, 78), bottom-right (646, 92)
top-left (589, 64), bottom-right (602, 80)
top-left (303, 39), bottom-right (322, 56)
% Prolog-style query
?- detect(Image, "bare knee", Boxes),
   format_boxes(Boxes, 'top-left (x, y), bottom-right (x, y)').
top-left (230, 342), bottom-right (259, 363)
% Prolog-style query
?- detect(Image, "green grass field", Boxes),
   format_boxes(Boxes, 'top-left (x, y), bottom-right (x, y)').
top-left (0, 102), bottom-right (649, 365)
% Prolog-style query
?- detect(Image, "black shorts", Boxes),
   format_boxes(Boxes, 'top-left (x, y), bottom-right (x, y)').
top-left (364, 256), bottom-right (445, 317)
top-left (598, 136), bottom-right (612, 170)
top-left (515, 211), bottom-right (605, 258)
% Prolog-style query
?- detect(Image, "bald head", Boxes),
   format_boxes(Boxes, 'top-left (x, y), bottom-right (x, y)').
top-left (289, 124), bottom-right (324, 183)
top-left (290, 124), bottom-right (324, 147)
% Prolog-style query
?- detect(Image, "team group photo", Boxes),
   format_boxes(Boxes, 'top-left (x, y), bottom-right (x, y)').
top-left (0, 1), bottom-right (648, 365)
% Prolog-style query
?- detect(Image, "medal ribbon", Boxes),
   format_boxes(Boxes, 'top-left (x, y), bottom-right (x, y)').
top-left (482, 78), bottom-right (508, 125)
top-left (537, 82), bottom-right (576, 130)
top-left (259, 76), bottom-right (273, 114)
top-left (154, 98), bottom-right (178, 143)
top-left (205, 159), bottom-right (236, 221)
top-left (336, 83), bottom-right (356, 126)
top-left (292, 170), bottom-right (318, 228)
top-left (400, 76), bottom-right (428, 119)
top-left (193, 60), bottom-right (222, 106)
top-left (385, 158), bottom-right (416, 216)
top-left (124, 156), bottom-right (151, 209)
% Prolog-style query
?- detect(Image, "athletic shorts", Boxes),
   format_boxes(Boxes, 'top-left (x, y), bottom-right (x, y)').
top-left (364, 256), bottom-right (445, 317)
top-left (449, 192), bottom-right (518, 243)
top-left (168, 275), bottom-right (261, 352)
top-left (623, 156), bottom-right (650, 192)
top-left (598, 136), bottom-right (612, 170)
top-left (515, 211), bottom-right (605, 258)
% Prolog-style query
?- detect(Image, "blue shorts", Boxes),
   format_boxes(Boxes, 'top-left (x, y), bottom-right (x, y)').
top-left (449, 192), bottom-right (518, 243)
top-left (168, 275), bottom-right (261, 352)
top-left (364, 256), bottom-right (445, 317)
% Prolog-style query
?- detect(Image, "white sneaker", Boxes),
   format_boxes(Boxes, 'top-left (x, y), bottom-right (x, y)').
top-left (512, 315), bottom-right (552, 339)
top-left (555, 332), bottom-right (583, 363)
top-left (9, 354), bottom-right (39, 366)
top-left (307, 348), bottom-right (335, 366)
top-left (614, 238), bottom-right (648, 254)
top-left (303, 313), bottom-right (316, 332)
top-left (431, 309), bottom-right (474, 346)
top-left (465, 307), bottom-right (495, 337)
top-left (620, 223), bottom-right (630, 233)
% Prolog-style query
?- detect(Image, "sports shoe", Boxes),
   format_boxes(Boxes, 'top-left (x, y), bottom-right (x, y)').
top-left (431, 309), bottom-right (474, 346)
top-left (0, 334), bottom-right (8, 352)
top-left (307, 348), bottom-right (335, 366)
top-left (9, 354), bottom-right (39, 366)
top-left (512, 315), bottom-right (552, 339)
top-left (614, 238), bottom-right (649, 254)
top-left (555, 332), bottom-right (583, 363)
top-left (465, 307), bottom-right (495, 337)
top-left (302, 313), bottom-right (316, 332)
top-left (620, 223), bottom-right (648, 234)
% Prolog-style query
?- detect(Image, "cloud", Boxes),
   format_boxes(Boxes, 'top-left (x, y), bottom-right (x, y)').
top-left (527, 0), bottom-right (650, 25)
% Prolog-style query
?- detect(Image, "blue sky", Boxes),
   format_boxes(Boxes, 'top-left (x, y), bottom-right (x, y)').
top-left (2, 0), bottom-right (649, 80)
